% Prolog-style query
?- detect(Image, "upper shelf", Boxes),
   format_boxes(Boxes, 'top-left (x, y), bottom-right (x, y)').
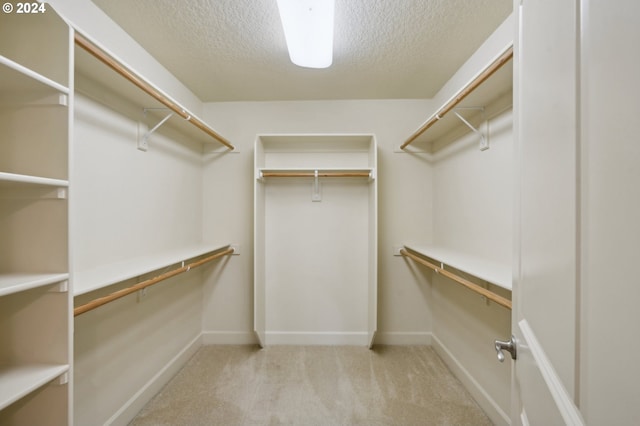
top-left (256, 134), bottom-right (377, 173)
top-left (73, 32), bottom-right (234, 151)
top-left (401, 45), bottom-right (513, 152)
top-left (403, 244), bottom-right (511, 291)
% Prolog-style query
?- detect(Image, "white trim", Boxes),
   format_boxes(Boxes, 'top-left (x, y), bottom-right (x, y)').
top-left (265, 331), bottom-right (369, 346)
top-left (105, 334), bottom-right (202, 426)
top-left (518, 319), bottom-right (585, 426)
top-left (201, 330), bottom-right (259, 345)
top-left (373, 331), bottom-right (432, 346)
top-left (431, 334), bottom-right (510, 426)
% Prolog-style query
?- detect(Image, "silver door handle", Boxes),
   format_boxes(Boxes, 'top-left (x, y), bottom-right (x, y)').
top-left (494, 335), bottom-right (517, 362)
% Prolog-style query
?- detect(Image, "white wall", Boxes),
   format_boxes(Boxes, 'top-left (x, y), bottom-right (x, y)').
top-left (200, 99), bottom-right (436, 344)
top-left (73, 271), bottom-right (203, 425)
top-left (430, 109), bottom-right (513, 425)
top-left (72, 90), bottom-right (208, 425)
top-left (265, 178), bottom-right (370, 341)
top-left (73, 94), bottom-right (204, 270)
top-left (433, 109), bottom-right (513, 264)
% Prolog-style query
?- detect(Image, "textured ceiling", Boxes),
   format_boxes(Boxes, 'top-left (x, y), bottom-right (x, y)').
top-left (91, 0), bottom-right (512, 102)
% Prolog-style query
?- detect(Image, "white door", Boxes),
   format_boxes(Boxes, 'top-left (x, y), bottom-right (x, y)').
top-left (577, 1), bottom-right (640, 423)
top-left (512, 1), bottom-right (640, 423)
top-left (510, 0), bottom-right (584, 423)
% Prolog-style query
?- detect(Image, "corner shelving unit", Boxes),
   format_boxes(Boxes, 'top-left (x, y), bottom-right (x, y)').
top-left (254, 134), bottom-right (378, 348)
top-left (0, 7), bottom-right (72, 425)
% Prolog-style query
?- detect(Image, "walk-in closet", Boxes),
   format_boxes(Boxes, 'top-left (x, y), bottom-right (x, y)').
top-left (1, 1), bottom-right (639, 425)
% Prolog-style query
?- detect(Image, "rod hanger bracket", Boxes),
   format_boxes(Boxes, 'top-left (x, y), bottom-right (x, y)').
top-left (312, 169), bottom-right (322, 202)
top-left (137, 287), bottom-right (148, 302)
top-left (453, 107), bottom-right (489, 151)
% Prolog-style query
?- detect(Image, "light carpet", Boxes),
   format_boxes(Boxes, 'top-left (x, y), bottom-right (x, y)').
top-left (129, 345), bottom-right (493, 425)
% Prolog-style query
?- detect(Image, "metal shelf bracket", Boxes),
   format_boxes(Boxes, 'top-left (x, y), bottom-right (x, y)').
top-left (453, 107), bottom-right (489, 151)
top-left (138, 108), bottom-right (175, 151)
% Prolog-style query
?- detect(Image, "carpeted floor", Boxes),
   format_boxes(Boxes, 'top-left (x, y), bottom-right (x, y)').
top-left (129, 345), bottom-right (493, 426)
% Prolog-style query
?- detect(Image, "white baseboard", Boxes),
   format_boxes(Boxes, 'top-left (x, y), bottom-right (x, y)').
top-left (373, 331), bottom-right (432, 346)
top-left (266, 331), bottom-right (369, 346)
top-left (202, 330), bottom-right (260, 345)
top-left (431, 334), bottom-right (510, 426)
top-left (106, 333), bottom-right (202, 426)
top-left (201, 330), bottom-right (433, 347)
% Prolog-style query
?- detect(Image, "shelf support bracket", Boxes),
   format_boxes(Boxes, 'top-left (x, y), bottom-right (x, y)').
top-left (138, 110), bottom-right (175, 152)
top-left (453, 107), bottom-right (489, 151)
top-left (55, 372), bottom-right (69, 386)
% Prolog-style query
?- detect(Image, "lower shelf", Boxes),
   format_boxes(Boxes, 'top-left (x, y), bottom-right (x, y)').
top-left (74, 243), bottom-right (231, 295)
top-left (0, 364), bottom-right (68, 411)
top-left (402, 244), bottom-right (512, 290)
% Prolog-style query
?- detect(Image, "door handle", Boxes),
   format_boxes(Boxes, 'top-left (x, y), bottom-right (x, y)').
top-left (494, 335), bottom-right (517, 362)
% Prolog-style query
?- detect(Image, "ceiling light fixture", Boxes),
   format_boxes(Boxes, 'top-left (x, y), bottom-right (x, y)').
top-left (276, 0), bottom-right (335, 69)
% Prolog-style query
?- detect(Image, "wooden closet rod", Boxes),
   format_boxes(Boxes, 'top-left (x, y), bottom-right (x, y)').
top-left (74, 247), bottom-right (234, 317)
top-left (261, 171), bottom-right (371, 178)
top-left (400, 249), bottom-right (512, 310)
top-left (400, 45), bottom-right (513, 150)
top-left (74, 32), bottom-right (235, 151)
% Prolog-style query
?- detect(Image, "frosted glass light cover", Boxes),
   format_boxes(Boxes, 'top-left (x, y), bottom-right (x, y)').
top-left (276, 0), bottom-right (335, 68)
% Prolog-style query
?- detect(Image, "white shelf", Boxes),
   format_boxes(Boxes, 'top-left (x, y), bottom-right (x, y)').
top-left (0, 55), bottom-right (69, 95)
top-left (0, 273), bottom-right (69, 298)
top-left (74, 46), bottom-right (228, 148)
top-left (258, 167), bottom-right (375, 180)
top-left (0, 364), bottom-right (69, 411)
top-left (74, 243), bottom-right (231, 295)
top-left (403, 244), bottom-right (512, 291)
top-left (402, 54), bottom-right (512, 152)
top-left (0, 6), bottom-right (72, 422)
top-left (257, 134), bottom-right (376, 171)
top-left (258, 134), bottom-right (375, 151)
top-left (259, 167), bottom-right (374, 172)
